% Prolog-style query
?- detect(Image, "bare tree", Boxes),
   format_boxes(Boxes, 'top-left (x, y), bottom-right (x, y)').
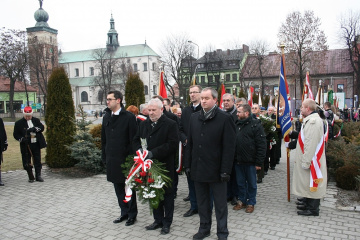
top-left (249, 39), bottom-right (270, 96)
top-left (159, 33), bottom-right (195, 103)
top-left (339, 10), bottom-right (360, 99)
top-left (28, 35), bottom-right (58, 113)
top-left (92, 48), bottom-right (122, 104)
top-left (278, 10), bottom-right (328, 94)
top-left (0, 28), bottom-right (28, 118)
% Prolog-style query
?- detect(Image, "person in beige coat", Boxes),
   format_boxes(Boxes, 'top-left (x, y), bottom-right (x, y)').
top-left (292, 99), bottom-right (327, 216)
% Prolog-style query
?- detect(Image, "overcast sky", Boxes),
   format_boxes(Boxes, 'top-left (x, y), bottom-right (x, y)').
top-left (1, 0), bottom-right (359, 55)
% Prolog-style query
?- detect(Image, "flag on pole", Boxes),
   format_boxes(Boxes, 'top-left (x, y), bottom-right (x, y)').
top-left (159, 71), bottom-right (168, 98)
top-left (276, 54), bottom-right (292, 139)
top-left (327, 90), bottom-right (334, 105)
top-left (219, 83), bottom-right (226, 109)
top-left (315, 84), bottom-right (323, 106)
top-left (258, 90), bottom-right (262, 106)
top-left (248, 86), bottom-right (254, 107)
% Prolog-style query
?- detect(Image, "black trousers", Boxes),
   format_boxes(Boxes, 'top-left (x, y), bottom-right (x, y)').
top-left (194, 181), bottom-right (228, 239)
top-left (113, 182), bottom-right (138, 219)
top-left (21, 143), bottom-right (41, 170)
top-left (153, 189), bottom-right (174, 228)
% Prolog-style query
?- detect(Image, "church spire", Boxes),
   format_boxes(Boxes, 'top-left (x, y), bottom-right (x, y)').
top-left (106, 14), bottom-right (119, 51)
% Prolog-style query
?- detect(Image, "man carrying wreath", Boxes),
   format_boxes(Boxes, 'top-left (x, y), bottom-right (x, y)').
top-left (133, 98), bottom-right (179, 235)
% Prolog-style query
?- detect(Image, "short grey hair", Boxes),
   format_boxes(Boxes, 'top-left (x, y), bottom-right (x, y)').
top-left (139, 103), bottom-right (148, 112)
top-left (223, 93), bottom-right (235, 102)
top-left (148, 98), bottom-right (163, 109)
top-left (202, 87), bottom-right (218, 99)
top-left (236, 97), bottom-right (247, 104)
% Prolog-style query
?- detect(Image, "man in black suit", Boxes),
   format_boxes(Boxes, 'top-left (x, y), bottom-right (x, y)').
top-left (0, 117), bottom-right (8, 186)
top-left (180, 85), bottom-right (203, 217)
top-left (133, 98), bottom-right (179, 235)
top-left (101, 90), bottom-right (138, 226)
top-left (185, 87), bottom-right (236, 240)
top-left (13, 106), bottom-right (46, 182)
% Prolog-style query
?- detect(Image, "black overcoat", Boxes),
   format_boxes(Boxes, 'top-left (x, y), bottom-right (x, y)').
top-left (0, 118), bottom-right (7, 152)
top-left (101, 107), bottom-right (137, 183)
top-left (184, 107), bottom-right (236, 182)
top-left (133, 114), bottom-right (178, 184)
top-left (13, 117), bottom-right (46, 150)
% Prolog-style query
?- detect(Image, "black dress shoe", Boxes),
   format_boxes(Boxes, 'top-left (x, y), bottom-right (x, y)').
top-left (113, 215), bottom-right (128, 223)
top-left (264, 171), bottom-right (268, 175)
top-left (297, 197), bottom-right (306, 202)
top-left (297, 210), bottom-right (319, 216)
top-left (183, 196), bottom-right (190, 201)
top-left (161, 226), bottom-right (170, 235)
top-left (145, 222), bottom-right (163, 230)
top-left (183, 209), bottom-right (198, 217)
top-left (257, 179), bottom-right (262, 183)
top-left (193, 231), bottom-right (210, 240)
top-left (297, 205), bottom-right (308, 210)
top-left (296, 201), bottom-right (306, 205)
top-left (270, 167), bottom-right (275, 170)
top-left (125, 218), bottom-right (136, 226)
top-left (231, 197), bottom-right (238, 206)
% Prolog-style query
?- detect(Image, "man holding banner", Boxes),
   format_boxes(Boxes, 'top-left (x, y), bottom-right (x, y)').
top-left (293, 99), bottom-right (327, 216)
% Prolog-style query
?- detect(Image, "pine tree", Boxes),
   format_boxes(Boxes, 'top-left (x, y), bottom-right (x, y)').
top-left (263, 95), bottom-right (270, 108)
top-left (252, 92), bottom-right (259, 104)
top-left (238, 88), bottom-right (246, 99)
top-left (45, 67), bottom-right (76, 168)
top-left (67, 106), bottom-right (103, 173)
top-left (125, 73), bottom-right (145, 108)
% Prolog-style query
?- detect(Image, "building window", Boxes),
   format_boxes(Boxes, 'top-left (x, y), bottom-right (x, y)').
top-left (89, 67), bottom-right (94, 76)
top-left (144, 85), bottom-right (149, 95)
top-left (226, 74), bottom-right (230, 81)
top-left (208, 76), bottom-right (213, 83)
top-left (153, 85), bottom-right (157, 95)
top-left (133, 63), bottom-right (138, 72)
top-left (143, 63), bottom-right (147, 71)
top-left (152, 62), bottom-right (156, 70)
top-left (75, 68), bottom-right (79, 77)
top-left (226, 89), bottom-right (231, 93)
top-left (81, 91), bottom-right (88, 102)
top-left (232, 74), bottom-right (237, 81)
top-left (201, 76), bottom-right (205, 83)
top-left (215, 75), bottom-right (220, 82)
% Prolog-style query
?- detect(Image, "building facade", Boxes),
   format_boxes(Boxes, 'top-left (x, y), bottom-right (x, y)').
top-left (59, 16), bottom-right (161, 112)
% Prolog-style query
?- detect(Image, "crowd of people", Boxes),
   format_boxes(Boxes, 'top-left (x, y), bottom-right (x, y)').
top-left (100, 86), bottom-right (330, 240)
top-left (0, 86), bottom-right (333, 240)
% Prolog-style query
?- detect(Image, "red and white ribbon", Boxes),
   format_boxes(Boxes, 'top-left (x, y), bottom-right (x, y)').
top-left (298, 124), bottom-right (324, 192)
top-left (176, 141), bottom-right (183, 173)
top-left (123, 149), bottom-right (153, 203)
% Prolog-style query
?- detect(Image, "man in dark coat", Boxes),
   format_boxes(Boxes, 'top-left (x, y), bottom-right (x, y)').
top-left (13, 106), bottom-right (46, 183)
top-left (179, 85), bottom-right (202, 217)
top-left (101, 90), bottom-right (138, 226)
top-left (185, 87), bottom-right (236, 240)
top-left (0, 117), bottom-right (8, 186)
top-left (222, 93), bottom-right (239, 206)
top-left (133, 98), bottom-right (179, 235)
top-left (324, 102), bottom-right (334, 140)
top-left (233, 104), bottom-right (266, 214)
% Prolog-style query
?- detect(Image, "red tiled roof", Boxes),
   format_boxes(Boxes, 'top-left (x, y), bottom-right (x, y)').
top-left (0, 76), bottom-right (37, 92)
top-left (242, 49), bottom-right (353, 78)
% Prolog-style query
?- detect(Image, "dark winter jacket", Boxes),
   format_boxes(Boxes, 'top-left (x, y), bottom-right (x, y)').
top-left (225, 105), bottom-right (238, 122)
top-left (185, 107), bottom-right (236, 182)
top-left (13, 117), bottom-right (46, 150)
top-left (133, 114), bottom-right (178, 186)
top-left (235, 116), bottom-right (266, 167)
top-left (101, 107), bottom-right (137, 183)
top-left (0, 118), bottom-right (7, 152)
top-left (179, 103), bottom-right (202, 144)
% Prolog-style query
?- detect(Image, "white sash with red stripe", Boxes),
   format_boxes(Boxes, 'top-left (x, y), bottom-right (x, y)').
top-left (298, 124), bottom-right (324, 192)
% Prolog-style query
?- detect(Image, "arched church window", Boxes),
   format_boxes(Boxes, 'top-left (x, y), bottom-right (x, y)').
top-left (81, 91), bottom-right (88, 102)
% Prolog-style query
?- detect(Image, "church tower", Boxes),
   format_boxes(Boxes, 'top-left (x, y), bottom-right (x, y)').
top-left (26, 0), bottom-right (58, 105)
top-left (106, 14), bottom-right (119, 51)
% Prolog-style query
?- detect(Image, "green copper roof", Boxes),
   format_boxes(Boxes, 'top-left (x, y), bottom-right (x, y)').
top-left (59, 44), bottom-right (159, 64)
top-left (69, 77), bottom-right (123, 87)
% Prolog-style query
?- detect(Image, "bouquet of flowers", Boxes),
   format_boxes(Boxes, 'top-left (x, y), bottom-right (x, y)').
top-left (121, 139), bottom-right (172, 212)
top-left (259, 115), bottom-right (279, 145)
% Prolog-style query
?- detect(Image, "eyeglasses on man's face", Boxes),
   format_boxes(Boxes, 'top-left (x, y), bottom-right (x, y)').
top-left (189, 91), bottom-right (200, 95)
top-left (106, 98), bottom-right (117, 102)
